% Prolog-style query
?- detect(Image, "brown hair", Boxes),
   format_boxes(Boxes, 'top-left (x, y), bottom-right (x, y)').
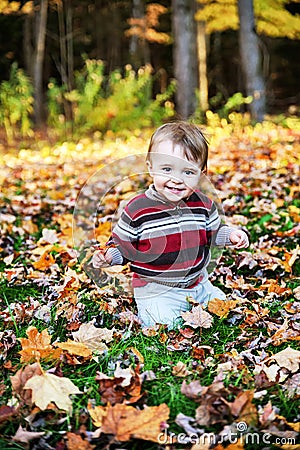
top-left (146, 121), bottom-right (209, 172)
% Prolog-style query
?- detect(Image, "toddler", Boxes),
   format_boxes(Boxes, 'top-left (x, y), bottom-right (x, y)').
top-left (93, 122), bottom-right (249, 326)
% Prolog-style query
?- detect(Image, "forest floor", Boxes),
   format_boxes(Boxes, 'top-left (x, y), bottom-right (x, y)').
top-left (0, 124), bottom-right (299, 450)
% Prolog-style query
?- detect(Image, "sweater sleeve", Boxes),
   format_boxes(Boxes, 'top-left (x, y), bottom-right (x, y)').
top-left (105, 204), bottom-right (139, 265)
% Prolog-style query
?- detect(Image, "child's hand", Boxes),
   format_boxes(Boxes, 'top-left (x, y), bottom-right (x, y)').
top-left (91, 249), bottom-right (113, 268)
top-left (229, 229), bottom-right (249, 249)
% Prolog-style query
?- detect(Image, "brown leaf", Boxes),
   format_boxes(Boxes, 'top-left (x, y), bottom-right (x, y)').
top-left (10, 362), bottom-right (43, 405)
top-left (66, 432), bottom-right (95, 450)
top-left (181, 305), bottom-right (213, 329)
top-left (172, 361), bottom-right (192, 377)
top-left (226, 390), bottom-right (258, 426)
top-left (0, 405), bottom-right (16, 424)
top-left (88, 402), bottom-right (170, 442)
top-left (208, 298), bottom-right (238, 318)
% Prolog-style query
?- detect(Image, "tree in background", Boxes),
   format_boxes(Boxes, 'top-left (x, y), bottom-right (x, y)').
top-left (172, 0), bottom-right (198, 119)
top-left (238, 0), bottom-right (266, 121)
top-left (196, 0), bottom-right (300, 119)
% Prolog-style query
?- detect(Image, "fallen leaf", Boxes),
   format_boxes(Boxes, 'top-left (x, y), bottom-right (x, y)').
top-left (55, 340), bottom-right (92, 358)
top-left (208, 298), bottom-right (238, 318)
top-left (24, 372), bottom-right (81, 414)
top-left (12, 425), bottom-right (45, 443)
top-left (265, 346), bottom-right (300, 373)
top-left (32, 251), bottom-right (56, 271)
top-left (88, 402), bottom-right (169, 442)
top-left (0, 405), bottom-right (16, 424)
top-left (65, 432), bottom-right (95, 450)
top-left (181, 305), bottom-right (213, 329)
top-left (18, 326), bottom-right (62, 363)
top-left (172, 361), bottom-right (192, 377)
top-left (10, 362), bottom-right (43, 405)
top-left (72, 321), bottom-right (114, 353)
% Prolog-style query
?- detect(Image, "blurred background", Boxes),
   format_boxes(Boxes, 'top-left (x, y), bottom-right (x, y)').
top-left (0, 0), bottom-right (299, 143)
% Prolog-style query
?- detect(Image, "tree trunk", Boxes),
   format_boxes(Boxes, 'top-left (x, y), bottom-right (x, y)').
top-left (172, 0), bottom-right (198, 119)
top-left (196, 20), bottom-right (208, 111)
top-left (33, 0), bottom-right (48, 126)
top-left (238, 0), bottom-right (266, 122)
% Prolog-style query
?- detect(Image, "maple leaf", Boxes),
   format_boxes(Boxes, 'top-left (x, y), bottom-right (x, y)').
top-left (225, 390), bottom-right (258, 426)
top-left (181, 305), bottom-right (213, 329)
top-left (208, 298), bottom-right (238, 318)
top-left (18, 326), bottom-right (62, 363)
top-left (24, 372), bottom-right (82, 414)
top-left (12, 425), bottom-right (45, 443)
top-left (88, 402), bottom-right (170, 442)
top-left (72, 321), bottom-right (114, 353)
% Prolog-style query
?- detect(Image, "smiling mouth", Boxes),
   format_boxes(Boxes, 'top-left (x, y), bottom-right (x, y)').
top-left (166, 186), bottom-right (185, 193)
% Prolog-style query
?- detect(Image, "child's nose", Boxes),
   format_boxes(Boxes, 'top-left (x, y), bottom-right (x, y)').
top-left (170, 173), bottom-right (183, 183)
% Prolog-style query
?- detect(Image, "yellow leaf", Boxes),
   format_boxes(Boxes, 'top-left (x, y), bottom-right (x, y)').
top-left (208, 298), bottom-right (238, 318)
top-left (55, 340), bottom-right (92, 358)
top-left (24, 372), bottom-right (81, 414)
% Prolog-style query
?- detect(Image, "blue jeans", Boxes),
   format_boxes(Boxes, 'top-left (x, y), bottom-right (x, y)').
top-left (134, 276), bottom-right (226, 327)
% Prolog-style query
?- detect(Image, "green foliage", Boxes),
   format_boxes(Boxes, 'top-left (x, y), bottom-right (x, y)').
top-left (47, 60), bottom-right (176, 136)
top-left (0, 62), bottom-right (33, 143)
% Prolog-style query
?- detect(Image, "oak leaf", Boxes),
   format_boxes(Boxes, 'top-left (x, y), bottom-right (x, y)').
top-left (208, 298), bottom-right (238, 318)
top-left (181, 305), bottom-right (213, 329)
top-left (88, 402), bottom-right (170, 442)
top-left (24, 372), bottom-right (81, 414)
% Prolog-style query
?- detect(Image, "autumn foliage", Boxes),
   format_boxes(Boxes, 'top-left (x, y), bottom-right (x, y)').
top-left (0, 123), bottom-right (299, 449)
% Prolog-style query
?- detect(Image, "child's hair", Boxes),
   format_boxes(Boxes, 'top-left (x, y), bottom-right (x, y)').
top-left (146, 121), bottom-right (209, 172)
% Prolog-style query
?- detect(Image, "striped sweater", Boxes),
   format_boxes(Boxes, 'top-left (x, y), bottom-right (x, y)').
top-left (107, 184), bottom-right (234, 288)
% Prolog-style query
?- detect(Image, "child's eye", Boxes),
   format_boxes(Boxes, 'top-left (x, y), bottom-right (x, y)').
top-left (162, 167), bottom-right (171, 172)
top-left (184, 170), bottom-right (196, 176)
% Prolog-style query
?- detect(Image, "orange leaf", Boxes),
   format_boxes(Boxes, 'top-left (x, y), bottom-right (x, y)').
top-left (18, 326), bottom-right (62, 363)
top-left (32, 251), bottom-right (55, 271)
top-left (208, 298), bottom-right (238, 318)
top-left (88, 402), bottom-right (169, 442)
top-left (66, 432), bottom-right (95, 450)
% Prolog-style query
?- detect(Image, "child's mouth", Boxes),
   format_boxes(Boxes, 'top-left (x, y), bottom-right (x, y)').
top-left (166, 186), bottom-right (185, 194)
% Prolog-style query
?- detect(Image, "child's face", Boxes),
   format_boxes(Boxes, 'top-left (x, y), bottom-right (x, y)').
top-left (147, 140), bottom-right (201, 203)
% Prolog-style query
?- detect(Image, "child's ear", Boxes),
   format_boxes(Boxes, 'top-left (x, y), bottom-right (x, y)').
top-left (146, 160), bottom-right (154, 177)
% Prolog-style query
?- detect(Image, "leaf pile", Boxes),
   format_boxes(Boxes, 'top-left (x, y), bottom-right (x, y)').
top-left (0, 125), bottom-right (299, 449)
